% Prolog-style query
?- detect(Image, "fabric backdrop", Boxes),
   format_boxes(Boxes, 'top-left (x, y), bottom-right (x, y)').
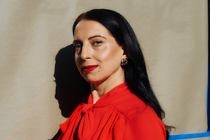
top-left (0, 0), bottom-right (208, 139)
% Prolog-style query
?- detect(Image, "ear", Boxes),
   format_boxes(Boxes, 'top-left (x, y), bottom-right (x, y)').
top-left (122, 53), bottom-right (128, 59)
top-left (121, 46), bottom-right (128, 59)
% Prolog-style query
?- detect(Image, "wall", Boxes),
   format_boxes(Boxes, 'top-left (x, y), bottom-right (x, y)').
top-left (0, 0), bottom-right (208, 139)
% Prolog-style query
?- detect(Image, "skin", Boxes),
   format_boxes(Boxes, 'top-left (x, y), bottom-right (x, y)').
top-left (73, 20), bottom-right (127, 103)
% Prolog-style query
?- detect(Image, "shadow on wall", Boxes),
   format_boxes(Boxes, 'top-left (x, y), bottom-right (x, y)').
top-left (54, 44), bottom-right (91, 118)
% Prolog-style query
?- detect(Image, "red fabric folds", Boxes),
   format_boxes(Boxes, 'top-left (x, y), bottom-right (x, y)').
top-left (59, 83), bottom-right (166, 140)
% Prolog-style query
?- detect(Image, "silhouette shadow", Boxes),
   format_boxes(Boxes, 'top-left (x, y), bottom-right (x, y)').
top-left (54, 44), bottom-right (91, 118)
top-left (51, 44), bottom-right (91, 139)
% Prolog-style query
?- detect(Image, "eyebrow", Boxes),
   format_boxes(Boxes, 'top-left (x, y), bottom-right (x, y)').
top-left (73, 35), bottom-right (107, 44)
top-left (73, 40), bottom-right (82, 45)
top-left (88, 35), bottom-right (107, 40)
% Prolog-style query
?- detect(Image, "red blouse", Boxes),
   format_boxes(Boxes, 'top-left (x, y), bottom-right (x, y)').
top-left (58, 83), bottom-right (166, 140)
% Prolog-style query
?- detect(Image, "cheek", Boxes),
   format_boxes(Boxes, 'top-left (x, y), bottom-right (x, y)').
top-left (103, 45), bottom-right (123, 64)
top-left (74, 55), bottom-right (80, 71)
top-left (97, 43), bottom-right (122, 62)
top-left (74, 55), bottom-right (78, 65)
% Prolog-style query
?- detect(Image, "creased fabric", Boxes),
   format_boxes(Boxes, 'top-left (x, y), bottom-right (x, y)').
top-left (59, 83), bottom-right (166, 140)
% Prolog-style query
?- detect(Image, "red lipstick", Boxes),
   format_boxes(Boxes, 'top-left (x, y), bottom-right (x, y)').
top-left (83, 65), bottom-right (98, 72)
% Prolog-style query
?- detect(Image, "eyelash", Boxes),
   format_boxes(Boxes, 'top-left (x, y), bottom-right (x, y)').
top-left (74, 41), bottom-right (102, 48)
top-left (74, 43), bottom-right (82, 48)
top-left (92, 41), bottom-right (102, 46)
top-left (73, 40), bottom-right (103, 54)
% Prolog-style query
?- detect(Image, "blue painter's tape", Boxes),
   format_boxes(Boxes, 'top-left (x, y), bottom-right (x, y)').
top-left (169, 131), bottom-right (210, 140)
top-left (208, 51), bottom-right (210, 131)
top-left (207, 0), bottom-right (210, 131)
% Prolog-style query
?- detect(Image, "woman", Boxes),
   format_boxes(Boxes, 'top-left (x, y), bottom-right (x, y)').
top-left (55, 9), bottom-right (168, 140)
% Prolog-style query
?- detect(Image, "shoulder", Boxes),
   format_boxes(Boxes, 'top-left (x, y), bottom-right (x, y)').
top-left (112, 89), bottom-right (166, 139)
top-left (112, 89), bottom-right (147, 118)
top-left (124, 106), bottom-right (166, 140)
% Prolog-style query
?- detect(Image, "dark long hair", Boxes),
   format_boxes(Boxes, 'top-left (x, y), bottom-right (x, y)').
top-left (72, 9), bottom-right (165, 121)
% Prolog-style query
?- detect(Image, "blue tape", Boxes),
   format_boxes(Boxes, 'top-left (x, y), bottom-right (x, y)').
top-left (208, 49), bottom-right (210, 131)
top-left (208, 0), bottom-right (210, 131)
top-left (169, 131), bottom-right (210, 140)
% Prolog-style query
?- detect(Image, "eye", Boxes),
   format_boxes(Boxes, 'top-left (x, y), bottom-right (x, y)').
top-left (73, 43), bottom-right (82, 48)
top-left (92, 40), bottom-right (102, 47)
top-left (73, 43), bottom-right (82, 54)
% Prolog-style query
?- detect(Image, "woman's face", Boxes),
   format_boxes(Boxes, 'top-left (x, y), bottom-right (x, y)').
top-left (73, 20), bottom-right (126, 84)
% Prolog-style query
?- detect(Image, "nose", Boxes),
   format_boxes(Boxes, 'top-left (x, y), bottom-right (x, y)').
top-left (80, 43), bottom-right (91, 60)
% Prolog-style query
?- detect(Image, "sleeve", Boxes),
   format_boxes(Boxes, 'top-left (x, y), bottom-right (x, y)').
top-left (59, 117), bottom-right (71, 134)
top-left (124, 107), bottom-right (166, 140)
top-left (59, 104), bottom-right (84, 133)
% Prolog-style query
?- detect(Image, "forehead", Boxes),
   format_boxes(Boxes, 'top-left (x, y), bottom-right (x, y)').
top-left (74, 20), bottom-right (111, 39)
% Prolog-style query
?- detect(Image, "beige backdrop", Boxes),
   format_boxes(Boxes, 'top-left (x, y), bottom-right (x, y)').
top-left (0, 0), bottom-right (208, 140)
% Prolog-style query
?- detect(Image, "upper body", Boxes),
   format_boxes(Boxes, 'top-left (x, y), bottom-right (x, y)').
top-left (52, 9), bottom-right (169, 140)
top-left (58, 83), bottom-right (166, 140)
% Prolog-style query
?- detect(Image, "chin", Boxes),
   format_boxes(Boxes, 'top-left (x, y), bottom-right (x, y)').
top-left (85, 78), bottom-right (107, 85)
top-left (82, 74), bottom-right (108, 84)
top-left (85, 79), bottom-right (97, 84)
top-left (83, 77), bottom-right (98, 83)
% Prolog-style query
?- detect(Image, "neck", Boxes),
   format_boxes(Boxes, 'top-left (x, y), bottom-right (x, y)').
top-left (90, 70), bottom-right (125, 104)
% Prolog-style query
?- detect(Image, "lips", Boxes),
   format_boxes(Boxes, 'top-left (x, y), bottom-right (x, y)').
top-left (83, 65), bottom-right (98, 72)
